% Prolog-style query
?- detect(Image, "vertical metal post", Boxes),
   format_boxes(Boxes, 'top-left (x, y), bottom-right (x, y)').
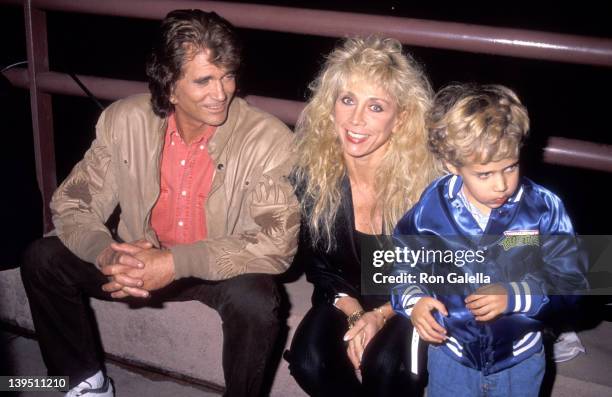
top-left (24, 0), bottom-right (57, 233)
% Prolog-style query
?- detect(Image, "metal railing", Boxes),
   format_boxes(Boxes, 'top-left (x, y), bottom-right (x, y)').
top-left (2, 0), bottom-right (612, 231)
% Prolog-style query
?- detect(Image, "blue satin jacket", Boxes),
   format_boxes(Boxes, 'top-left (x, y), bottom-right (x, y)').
top-left (390, 174), bottom-right (588, 375)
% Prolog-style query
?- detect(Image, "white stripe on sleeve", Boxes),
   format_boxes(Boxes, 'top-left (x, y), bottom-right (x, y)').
top-left (521, 281), bottom-right (531, 312)
top-left (511, 282), bottom-right (522, 312)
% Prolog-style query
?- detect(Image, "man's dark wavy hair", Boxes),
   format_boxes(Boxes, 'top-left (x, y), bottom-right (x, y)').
top-left (146, 9), bottom-right (242, 118)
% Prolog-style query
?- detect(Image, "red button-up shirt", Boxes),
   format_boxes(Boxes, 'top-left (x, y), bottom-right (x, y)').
top-left (151, 114), bottom-right (216, 247)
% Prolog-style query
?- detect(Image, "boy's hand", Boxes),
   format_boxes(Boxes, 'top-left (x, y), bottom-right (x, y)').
top-left (465, 283), bottom-right (508, 322)
top-left (411, 297), bottom-right (448, 343)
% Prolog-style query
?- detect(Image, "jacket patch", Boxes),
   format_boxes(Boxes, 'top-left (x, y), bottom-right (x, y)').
top-left (64, 179), bottom-right (92, 204)
top-left (499, 232), bottom-right (540, 251)
top-left (251, 173), bottom-right (297, 238)
top-left (255, 210), bottom-right (285, 237)
top-left (240, 232), bottom-right (259, 244)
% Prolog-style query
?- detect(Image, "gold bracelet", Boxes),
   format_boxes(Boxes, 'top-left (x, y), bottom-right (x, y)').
top-left (374, 306), bottom-right (387, 324)
top-left (347, 310), bottom-right (365, 329)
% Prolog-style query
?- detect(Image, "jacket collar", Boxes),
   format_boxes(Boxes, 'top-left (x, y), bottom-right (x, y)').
top-left (443, 174), bottom-right (525, 242)
top-left (206, 97), bottom-right (243, 163)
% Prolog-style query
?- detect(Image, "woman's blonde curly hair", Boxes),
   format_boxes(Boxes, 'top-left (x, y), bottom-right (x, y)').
top-left (293, 36), bottom-right (441, 250)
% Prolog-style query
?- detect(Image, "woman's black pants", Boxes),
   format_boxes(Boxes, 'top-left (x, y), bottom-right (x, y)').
top-left (286, 304), bottom-right (428, 397)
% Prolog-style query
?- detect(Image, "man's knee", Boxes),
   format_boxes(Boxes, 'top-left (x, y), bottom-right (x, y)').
top-left (20, 237), bottom-right (90, 289)
top-left (20, 237), bottom-right (62, 282)
top-left (219, 274), bottom-right (281, 327)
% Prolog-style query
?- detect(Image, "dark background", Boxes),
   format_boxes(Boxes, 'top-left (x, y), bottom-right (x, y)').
top-left (1, 1), bottom-right (611, 267)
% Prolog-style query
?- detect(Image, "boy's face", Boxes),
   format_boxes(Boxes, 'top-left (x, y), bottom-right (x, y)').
top-left (446, 157), bottom-right (520, 215)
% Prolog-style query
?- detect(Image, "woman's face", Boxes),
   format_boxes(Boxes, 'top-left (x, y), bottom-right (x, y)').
top-left (333, 80), bottom-right (400, 164)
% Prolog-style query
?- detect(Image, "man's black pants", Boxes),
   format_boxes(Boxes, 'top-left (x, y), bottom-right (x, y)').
top-left (20, 237), bottom-right (281, 397)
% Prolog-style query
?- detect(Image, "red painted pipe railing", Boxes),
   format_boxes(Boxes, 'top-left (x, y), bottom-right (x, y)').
top-left (3, 68), bottom-right (305, 125)
top-left (543, 137), bottom-right (612, 173)
top-left (0, 0), bottom-right (609, 66)
top-left (5, 67), bottom-right (612, 174)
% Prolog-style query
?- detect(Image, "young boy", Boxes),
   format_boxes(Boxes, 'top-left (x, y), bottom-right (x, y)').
top-left (390, 84), bottom-right (588, 396)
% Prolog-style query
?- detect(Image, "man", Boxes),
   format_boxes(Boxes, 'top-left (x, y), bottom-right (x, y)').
top-left (21, 10), bottom-right (298, 397)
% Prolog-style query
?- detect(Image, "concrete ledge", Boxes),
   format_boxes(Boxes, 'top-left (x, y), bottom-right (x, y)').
top-left (0, 267), bottom-right (311, 396)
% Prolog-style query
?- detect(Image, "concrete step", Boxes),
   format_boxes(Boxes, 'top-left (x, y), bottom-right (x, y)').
top-left (4, 324), bottom-right (612, 396)
top-left (1, 330), bottom-right (220, 397)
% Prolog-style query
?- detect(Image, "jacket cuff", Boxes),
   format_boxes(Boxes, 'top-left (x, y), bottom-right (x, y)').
top-left (78, 231), bottom-right (114, 265)
top-left (170, 242), bottom-right (212, 280)
top-left (391, 285), bottom-right (426, 317)
top-left (503, 281), bottom-right (547, 316)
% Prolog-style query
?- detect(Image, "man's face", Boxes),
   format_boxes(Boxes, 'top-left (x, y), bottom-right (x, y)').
top-left (171, 49), bottom-right (237, 131)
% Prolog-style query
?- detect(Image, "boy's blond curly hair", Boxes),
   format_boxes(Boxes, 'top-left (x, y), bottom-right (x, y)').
top-left (428, 84), bottom-right (529, 167)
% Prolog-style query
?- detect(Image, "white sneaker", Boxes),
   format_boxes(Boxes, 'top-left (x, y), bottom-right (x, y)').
top-left (65, 370), bottom-right (114, 397)
top-left (553, 331), bottom-right (586, 362)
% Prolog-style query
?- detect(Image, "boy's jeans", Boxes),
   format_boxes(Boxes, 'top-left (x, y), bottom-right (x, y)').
top-left (427, 344), bottom-right (545, 397)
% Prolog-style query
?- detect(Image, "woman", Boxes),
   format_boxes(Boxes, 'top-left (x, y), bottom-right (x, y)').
top-left (287, 36), bottom-right (441, 396)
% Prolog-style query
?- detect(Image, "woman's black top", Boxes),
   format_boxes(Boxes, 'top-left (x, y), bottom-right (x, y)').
top-left (293, 176), bottom-right (392, 309)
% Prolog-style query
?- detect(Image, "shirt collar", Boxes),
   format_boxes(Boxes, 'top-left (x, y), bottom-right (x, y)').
top-left (166, 113), bottom-right (217, 145)
top-left (458, 187), bottom-right (490, 231)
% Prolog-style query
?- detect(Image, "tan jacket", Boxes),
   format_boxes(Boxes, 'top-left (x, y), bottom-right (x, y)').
top-left (50, 94), bottom-right (299, 280)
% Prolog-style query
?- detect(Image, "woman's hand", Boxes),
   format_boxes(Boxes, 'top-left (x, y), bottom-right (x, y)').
top-left (342, 303), bottom-right (393, 369)
top-left (343, 310), bottom-right (384, 369)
